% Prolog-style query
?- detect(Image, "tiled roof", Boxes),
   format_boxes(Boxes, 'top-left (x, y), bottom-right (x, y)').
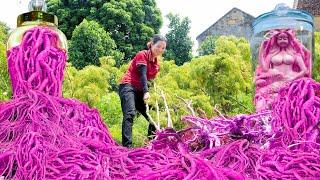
top-left (296, 0), bottom-right (320, 16)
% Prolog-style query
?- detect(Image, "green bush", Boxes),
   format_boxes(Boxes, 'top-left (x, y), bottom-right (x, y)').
top-left (0, 25), bottom-right (11, 101)
top-left (313, 32), bottom-right (320, 81)
top-left (68, 19), bottom-right (123, 69)
top-left (198, 35), bottom-right (218, 56)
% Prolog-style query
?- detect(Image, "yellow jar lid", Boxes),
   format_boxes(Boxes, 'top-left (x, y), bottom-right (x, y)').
top-left (17, 11), bottom-right (58, 27)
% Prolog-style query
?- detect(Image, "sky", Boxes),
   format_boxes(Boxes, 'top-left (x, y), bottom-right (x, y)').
top-left (0, 0), bottom-right (295, 52)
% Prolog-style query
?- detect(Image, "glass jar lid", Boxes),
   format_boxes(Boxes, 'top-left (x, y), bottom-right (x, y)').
top-left (252, 3), bottom-right (314, 33)
top-left (17, 0), bottom-right (58, 27)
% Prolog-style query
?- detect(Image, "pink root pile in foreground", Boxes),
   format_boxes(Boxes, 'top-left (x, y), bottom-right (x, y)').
top-left (1, 27), bottom-right (320, 179)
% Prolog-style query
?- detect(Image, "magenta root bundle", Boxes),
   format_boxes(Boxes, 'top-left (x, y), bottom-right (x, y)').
top-left (7, 27), bottom-right (67, 98)
top-left (1, 27), bottom-right (320, 179)
top-left (181, 78), bottom-right (320, 179)
top-left (0, 27), bottom-right (116, 179)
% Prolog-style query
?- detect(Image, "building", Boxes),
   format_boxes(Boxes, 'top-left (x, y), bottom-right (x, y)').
top-left (294, 0), bottom-right (320, 30)
top-left (196, 8), bottom-right (255, 46)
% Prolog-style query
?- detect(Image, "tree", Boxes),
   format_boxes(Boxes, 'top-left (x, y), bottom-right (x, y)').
top-left (0, 22), bottom-right (9, 44)
top-left (47, 0), bottom-right (163, 63)
top-left (68, 19), bottom-right (123, 69)
top-left (197, 35), bottom-right (218, 56)
top-left (47, 0), bottom-right (107, 39)
top-left (95, 0), bottom-right (162, 61)
top-left (313, 32), bottom-right (320, 81)
top-left (164, 13), bottom-right (193, 65)
top-left (0, 22), bottom-right (11, 101)
top-left (63, 64), bottom-right (110, 107)
top-left (154, 36), bottom-right (253, 118)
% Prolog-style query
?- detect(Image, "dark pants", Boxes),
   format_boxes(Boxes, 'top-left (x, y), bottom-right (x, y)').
top-left (118, 84), bottom-right (156, 148)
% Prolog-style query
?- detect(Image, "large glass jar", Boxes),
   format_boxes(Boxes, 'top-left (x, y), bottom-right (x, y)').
top-left (251, 3), bottom-right (314, 112)
top-left (6, 0), bottom-right (68, 97)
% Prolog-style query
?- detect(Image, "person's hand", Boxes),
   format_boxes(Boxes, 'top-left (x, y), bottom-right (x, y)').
top-left (143, 92), bottom-right (150, 102)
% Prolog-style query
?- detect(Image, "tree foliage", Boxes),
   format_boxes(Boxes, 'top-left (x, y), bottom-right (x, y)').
top-left (313, 32), bottom-right (320, 81)
top-left (62, 57), bottom-right (121, 107)
top-left (47, 0), bottom-right (108, 39)
top-left (152, 38), bottom-right (252, 120)
top-left (197, 35), bottom-right (218, 56)
top-left (96, 0), bottom-right (162, 61)
top-left (0, 22), bottom-right (9, 44)
top-left (0, 22), bottom-right (11, 100)
top-left (164, 13), bottom-right (193, 65)
top-left (47, 0), bottom-right (162, 62)
top-left (68, 19), bottom-right (123, 69)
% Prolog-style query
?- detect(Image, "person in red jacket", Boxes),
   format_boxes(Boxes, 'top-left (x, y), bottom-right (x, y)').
top-left (119, 34), bottom-right (167, 148)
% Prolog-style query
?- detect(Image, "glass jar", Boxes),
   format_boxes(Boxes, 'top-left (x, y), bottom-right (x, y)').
top-left (6, 0), bottom-right (68, 97)
top-left (251, 3), bottom-right (314, 112)
top-left (7, 11), bottom-right (67, 51)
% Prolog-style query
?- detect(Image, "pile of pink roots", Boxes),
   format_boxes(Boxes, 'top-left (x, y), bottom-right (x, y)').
top-left (0, 27), bottom-right (319, 180)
